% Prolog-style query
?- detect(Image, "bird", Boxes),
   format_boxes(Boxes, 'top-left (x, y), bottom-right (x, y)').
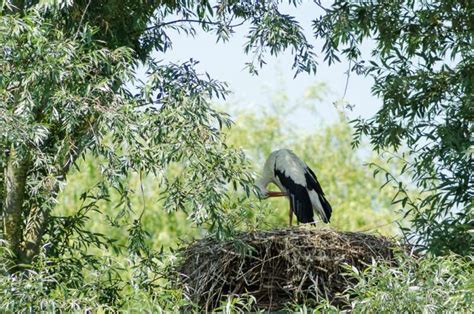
top-left (256, 149), bottom-right (332, 226)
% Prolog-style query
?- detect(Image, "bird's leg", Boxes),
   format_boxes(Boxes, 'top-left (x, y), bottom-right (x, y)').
top-left (289, 207), bottom-right (293, 227)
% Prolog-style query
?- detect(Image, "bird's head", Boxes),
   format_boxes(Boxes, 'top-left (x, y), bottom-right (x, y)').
top-left (255, 179), bottom-right (287, 199)
top-left (255, 179), bottom-right (269, 199)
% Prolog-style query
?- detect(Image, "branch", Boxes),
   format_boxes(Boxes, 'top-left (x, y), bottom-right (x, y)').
top-left (73, 0), bottom-right (92, 40)
top-left (144, 18), bottom-right (246, 33)
top-left (343, 59), bottom-right (352, 99)
top-left (313, 0), bottom-right (329, 12)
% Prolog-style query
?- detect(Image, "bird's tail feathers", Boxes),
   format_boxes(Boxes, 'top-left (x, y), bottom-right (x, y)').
top-left (319, 194), bottom-right (332, 223)
top-left (308, 190), bottom-right (332, 223)
top-left (289, 193), bottom-right (314, 224)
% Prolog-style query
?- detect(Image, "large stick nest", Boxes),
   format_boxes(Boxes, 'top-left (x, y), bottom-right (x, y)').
top-left (177, 227), bottom-right (402, 310)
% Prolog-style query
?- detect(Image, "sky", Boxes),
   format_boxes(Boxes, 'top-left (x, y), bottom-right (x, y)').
top-left (149, 1), bottom-right (382, 131)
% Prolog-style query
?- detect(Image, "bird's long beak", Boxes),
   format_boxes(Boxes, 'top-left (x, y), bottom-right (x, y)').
top-left (267, 191), bottom-right (287, 197)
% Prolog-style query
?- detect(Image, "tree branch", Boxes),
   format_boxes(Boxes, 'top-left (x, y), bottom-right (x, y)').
top-left (144, 18), bottom-right (246, 33)
top-left (313, 0), bottom-right (328, 12)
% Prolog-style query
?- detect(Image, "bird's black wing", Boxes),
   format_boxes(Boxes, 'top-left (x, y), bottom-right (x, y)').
top-left (304, 166), bottom-right (332, 223)
top-left (274, 167), bottom-right (314, 223)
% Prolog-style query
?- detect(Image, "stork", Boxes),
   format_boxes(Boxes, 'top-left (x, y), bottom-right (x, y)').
top-left (256, 149), bottom-right (332, 226)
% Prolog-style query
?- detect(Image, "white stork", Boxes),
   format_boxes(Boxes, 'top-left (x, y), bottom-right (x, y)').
top-left (256, 149), bottom-right (332, 226)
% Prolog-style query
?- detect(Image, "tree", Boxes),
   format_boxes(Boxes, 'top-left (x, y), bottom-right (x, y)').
top-left (1, 0), bottom-right (471, 273)
top-left (0, 9), bottom-right (252, 269)
top-left (0, 80), bottom-right (405, 311)
top-left (1, 0), bottom-right (471, 308)
top-left (1, 0), bottom-right (322, 268)
top-left (312, 0), bottom-right (473, 254)
top-left (0, 12), bottom-right (134, 266)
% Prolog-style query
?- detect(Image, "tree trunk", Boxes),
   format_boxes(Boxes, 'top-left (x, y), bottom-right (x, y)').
top-left (20, 143), bottom-right (84, 265)
top-left (21, 205), bottom-right (49, 264)
top-left (3, 150), bottom-right (29, 267)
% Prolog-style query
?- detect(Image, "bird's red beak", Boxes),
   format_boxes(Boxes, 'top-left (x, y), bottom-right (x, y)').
top-left (267, 191), bottom-right (287, 197)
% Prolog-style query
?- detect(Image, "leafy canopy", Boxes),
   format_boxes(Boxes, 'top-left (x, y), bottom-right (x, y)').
top-left (1, 0), bottom-right (324, 266)
top-left (313, 0), bottom-right (473, 255)
top-left (0, 0), bottom-right (471, 294)
top-left (0, 9), bottom-right (252, 268)
top-left (1, 0), bottom-right (472, 309)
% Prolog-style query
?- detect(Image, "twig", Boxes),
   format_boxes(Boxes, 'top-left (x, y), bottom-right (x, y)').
top-left (314, 0), bottom-right (329, 12)
top-left (74, 0), bottom-right (92, 40)
top-left (342, 59), bottom-right (352, 100)
top-left (138, 169), bottom-right (146, 221)
top-left (355, 218), bottom-right (401, 233)
top-left (144, 18), bottom-right (246, 33)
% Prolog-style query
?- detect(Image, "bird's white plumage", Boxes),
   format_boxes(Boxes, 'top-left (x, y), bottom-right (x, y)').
top-left (256, 149), bottom-right (307, 189)
top-left (274, 150), bottom-right (307, 185)
top-left (256, 149), bottom-right (332, 224)
top-left (308, 189), bottom-right (326, 221)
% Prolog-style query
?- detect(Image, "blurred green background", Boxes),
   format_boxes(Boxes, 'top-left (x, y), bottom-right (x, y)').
top-left (54, 83), bottom-right (401, 253)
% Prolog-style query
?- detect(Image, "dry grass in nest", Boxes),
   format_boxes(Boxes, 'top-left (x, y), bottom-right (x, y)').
top-left (177, 226), bottom-right (403, 310)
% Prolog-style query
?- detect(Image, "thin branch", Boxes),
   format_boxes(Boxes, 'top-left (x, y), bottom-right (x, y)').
top-left (355, 218), bottom-right (401, 233)
top-left (73, 0), bottom-right (92, 40)
top-left (342, 59), bottom-right (352, 99)
top-left (144, 18), bottom-right (246, 33)
top-left (314, 0), bottom-right (329, 12)
top-left (138, 170), bottom-right (146, 221)
top-left (5, 83), bottom-right (21, 93)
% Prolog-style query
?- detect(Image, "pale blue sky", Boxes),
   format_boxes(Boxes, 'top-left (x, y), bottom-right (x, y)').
top-left (152, 1), bottom-right (381, 130)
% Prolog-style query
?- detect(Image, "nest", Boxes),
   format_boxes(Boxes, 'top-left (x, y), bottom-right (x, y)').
top-left (177, 227), bottom-right (402, 310)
